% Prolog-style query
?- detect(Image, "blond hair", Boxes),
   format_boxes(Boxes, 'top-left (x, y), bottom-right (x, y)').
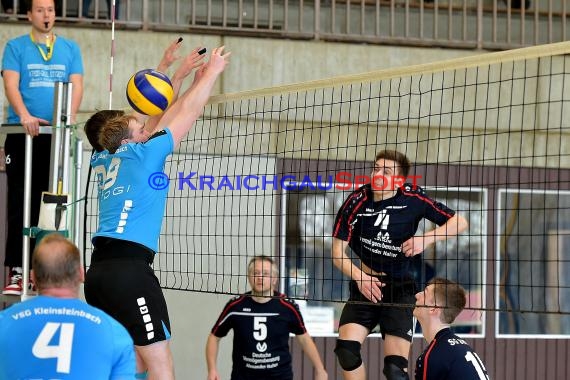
top-left (98, 114), bottom-right (135, 153)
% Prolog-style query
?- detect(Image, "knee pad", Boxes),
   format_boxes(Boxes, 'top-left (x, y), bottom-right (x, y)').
top-left (383, 355), bottom-right (409, 380)
top-left (334, 339), bottom-right (362, 371)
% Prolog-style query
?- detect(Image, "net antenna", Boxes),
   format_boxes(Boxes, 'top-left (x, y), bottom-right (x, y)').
top-left (108, 0), bottom-right (117, 108)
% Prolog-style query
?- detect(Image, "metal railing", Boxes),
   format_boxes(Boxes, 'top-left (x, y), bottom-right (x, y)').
top-left (0, 1), bottom-right (568, 50)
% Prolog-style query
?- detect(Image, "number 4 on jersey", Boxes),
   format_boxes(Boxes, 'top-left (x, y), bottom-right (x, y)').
top-left (374, 210), bottom-right (389, 230)
top-left (32, 322), bottom-right (75, 374)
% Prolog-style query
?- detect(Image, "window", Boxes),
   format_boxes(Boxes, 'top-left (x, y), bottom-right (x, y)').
top-left (496, 189), bottom-right (570, 337)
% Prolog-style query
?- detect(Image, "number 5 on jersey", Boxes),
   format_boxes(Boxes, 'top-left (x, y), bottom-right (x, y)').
top-left (253, 316), bottom-right (267, 341)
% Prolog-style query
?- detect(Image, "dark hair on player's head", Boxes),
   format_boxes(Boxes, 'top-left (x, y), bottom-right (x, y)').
top-left (375, 150), bottom-right (412, 177)
top-left (84, 110), bottom-right (126, 152)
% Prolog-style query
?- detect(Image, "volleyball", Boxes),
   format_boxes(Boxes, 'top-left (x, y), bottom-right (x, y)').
top-left (126, 69), bottom-right (174, 116)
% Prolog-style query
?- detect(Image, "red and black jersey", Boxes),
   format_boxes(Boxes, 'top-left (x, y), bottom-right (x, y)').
top-left (415, 328), bottom-right (489, 380)
top-left (211, 291), bottom-right (307, 380)
top-left (333, 183), bottom-right (455, 277)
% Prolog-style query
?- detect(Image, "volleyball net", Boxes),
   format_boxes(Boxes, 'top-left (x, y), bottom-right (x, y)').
top-left (84, 41), bottom-right (570, 335)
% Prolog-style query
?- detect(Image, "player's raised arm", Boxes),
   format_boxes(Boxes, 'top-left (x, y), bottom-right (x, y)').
top-left (144, 46), bottom-right (206, 135)
top-left (157, 46), bottom-right (230, 148)
top-left (170, 46), bottom-right (207, 99)
top-left (156, 37), bottom-right (183, 73)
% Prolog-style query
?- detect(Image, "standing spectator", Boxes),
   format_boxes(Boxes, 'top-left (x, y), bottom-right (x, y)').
top-left (206, 255), bottom-right (328, 380)
top-left (1, 0), bottom-right (84, 295)
top-left (0, 233), bottom-right (135, 379)
top-left (414, 278), bottom-right (489, 380)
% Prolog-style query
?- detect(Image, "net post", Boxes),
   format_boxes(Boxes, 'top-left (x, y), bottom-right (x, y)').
top-left (49, 82), bottom-right (72, 194)
top-left (72, 138), bottom-right (83, 247)
top-left (20, 134), bottom-right (33, 300)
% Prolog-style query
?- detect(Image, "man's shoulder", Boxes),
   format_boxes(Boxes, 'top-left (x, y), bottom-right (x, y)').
top-left (340, 184), bottom-right (370, 209)
top-left (55, 35), bottom-right (81, 47)
top-left (274, 292), bottom-right (302, 309)
top-left (224, 293), bottom-right (248, 307)
top-left (9, 34), bottom-right (29, 43)
top-left (3, 35), bottom-right (30, 51)
top-left (91, 149), bottom-right (108, 161)
top-left (398, 182), bottom-right (427, 196)
top-left (146, 129), bottom-right (169, 142)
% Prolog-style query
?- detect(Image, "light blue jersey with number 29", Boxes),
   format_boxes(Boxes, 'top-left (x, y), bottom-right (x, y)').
top-left (0, 296), bottom-right (135, 379)
top-left (91, 129), bottom-right (174, 252)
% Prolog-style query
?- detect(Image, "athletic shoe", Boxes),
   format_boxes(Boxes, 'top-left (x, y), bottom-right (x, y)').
top-left (2, 268), bottom-right (36, 296)
top-left (2, 272), bottom-right (23, 295)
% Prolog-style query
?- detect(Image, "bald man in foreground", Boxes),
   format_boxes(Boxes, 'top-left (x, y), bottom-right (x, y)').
top-left (0, 233), bottom-right (135, 379)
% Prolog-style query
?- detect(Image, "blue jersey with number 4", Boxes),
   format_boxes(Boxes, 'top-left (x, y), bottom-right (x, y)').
top-left (0, 295), bottom-right (135, 379)
top-left (91, 129), bottom-right (174, 252)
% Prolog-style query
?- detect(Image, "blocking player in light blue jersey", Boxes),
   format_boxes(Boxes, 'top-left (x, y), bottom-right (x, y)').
top-left (84, 46), bottom-right (230, 379)
top-left (0, 233), bottom-right (135, 379)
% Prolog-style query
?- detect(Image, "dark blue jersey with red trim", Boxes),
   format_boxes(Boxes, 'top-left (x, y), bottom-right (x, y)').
top-left (415, 328), bottom-right (489, 380)
top-left (333, 183), bottom-right (455, 277)
top-left (211, 291), bottom-right (307, 380)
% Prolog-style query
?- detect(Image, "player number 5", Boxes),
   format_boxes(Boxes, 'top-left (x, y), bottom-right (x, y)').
top-left (32, 322), bottom-right (75, 374)
top-left (253, 317), bottom-right (267, 341)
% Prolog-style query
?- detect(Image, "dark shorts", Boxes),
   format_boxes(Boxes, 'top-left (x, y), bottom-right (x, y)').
top-left (339, 276), bottom-right (416, 342)
top-left (84, 238), bottom-right (171, 346)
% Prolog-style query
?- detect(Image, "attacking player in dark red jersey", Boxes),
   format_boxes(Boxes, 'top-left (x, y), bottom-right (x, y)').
top-left (332, 150), bottom-right (469, 380)
top-left (205, 255), bottom-right (328, 380)
top-left (414, 278), bottom-right (489, 380)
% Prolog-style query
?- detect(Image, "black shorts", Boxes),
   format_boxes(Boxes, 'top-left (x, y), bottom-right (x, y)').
top-left (84, 238), bottom-right (171, 346)
top-left (339, 276), bottom-right (416, 342)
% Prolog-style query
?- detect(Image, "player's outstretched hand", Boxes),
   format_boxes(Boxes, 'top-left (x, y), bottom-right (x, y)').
top-left (205, 46), bottom-right (231, 75)
top-left (172, 46), bottom-right (207, 83)
top-left (157, 37), bottom-right (183, 73)
top-left (355, 272), bottom-right (384, 303)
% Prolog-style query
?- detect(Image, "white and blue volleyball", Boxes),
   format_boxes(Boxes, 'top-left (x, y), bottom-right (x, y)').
top-left (126, 69), bottom-right (174, 116)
